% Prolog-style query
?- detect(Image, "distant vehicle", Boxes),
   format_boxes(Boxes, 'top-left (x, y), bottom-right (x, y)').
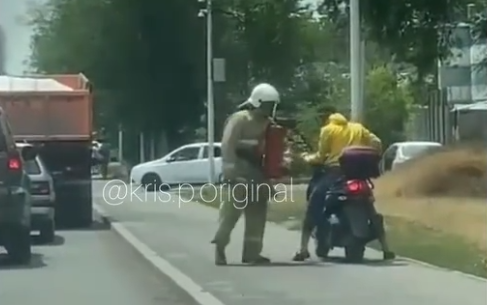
top-left (92, 140), bottom-right (101, 150)
top-left (0, 74), bottom-right (94, 228)
top-left (91, 141), bottom-right (103, 175)
top-left (130, 142), bottom-right (223, 189)
top-left (380, 141), bottom-right (442, 172)
top-left (0, 109), bottom-right (37, 264)
top-left (16, 142), bottom-right (56, 242)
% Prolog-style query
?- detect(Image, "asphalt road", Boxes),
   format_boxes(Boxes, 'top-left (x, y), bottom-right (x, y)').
top-left (93, 180), bottom-right (487, 305)
top-left (1, 218), bottom-right (198, 305)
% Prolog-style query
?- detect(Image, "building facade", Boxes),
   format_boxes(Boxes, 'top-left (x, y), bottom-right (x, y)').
top-left (438, 23), bottom-right (487, 104)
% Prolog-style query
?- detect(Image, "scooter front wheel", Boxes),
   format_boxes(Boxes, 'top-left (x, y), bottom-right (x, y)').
top-left (315, 245), bottom-right (330, 259)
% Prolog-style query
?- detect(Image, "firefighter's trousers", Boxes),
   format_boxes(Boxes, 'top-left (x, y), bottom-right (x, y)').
top-left (212, 182), bottom-right (271, 259)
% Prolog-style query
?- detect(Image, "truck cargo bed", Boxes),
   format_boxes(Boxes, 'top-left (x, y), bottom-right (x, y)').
top-left (0, 74), bottom-right (92, 141)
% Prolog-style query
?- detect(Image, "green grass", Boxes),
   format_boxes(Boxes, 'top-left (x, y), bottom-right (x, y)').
top-left (194, 188), bottom-right (486, 278)
top-left (376, 216), bottom-right (486, 277)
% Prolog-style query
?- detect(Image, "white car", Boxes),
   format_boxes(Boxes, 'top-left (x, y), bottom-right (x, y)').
top-left (380, 141), bottom-right (443, 172)
top-left (130, 142), bottom-right (223, 187)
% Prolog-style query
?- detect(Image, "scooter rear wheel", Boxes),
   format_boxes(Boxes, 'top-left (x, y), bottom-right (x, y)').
top-left (315, 246), bottom-right (330, 259)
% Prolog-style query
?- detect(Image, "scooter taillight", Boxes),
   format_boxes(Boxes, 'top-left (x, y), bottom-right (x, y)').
top-left (345, 179), bottom-right (369, 195)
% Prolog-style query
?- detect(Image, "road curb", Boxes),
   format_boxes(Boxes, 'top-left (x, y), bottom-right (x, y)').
top-left (380, 251), bottom-right (487, 282)
top-left (92, 203), bottom-right (227, 305)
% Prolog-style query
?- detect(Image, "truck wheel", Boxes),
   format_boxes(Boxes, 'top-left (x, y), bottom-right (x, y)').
top-left (142, 173), bottom-right (162, 192)
top-left (6, 226), bottom-right (32, 264)
top-left (40, 220), bottom-right (55, 243)
top-left (344, 240), bottom-right (365, 263)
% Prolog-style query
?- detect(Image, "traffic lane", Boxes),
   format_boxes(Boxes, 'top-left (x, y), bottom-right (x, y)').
top-left (93, 180), bottom-right (487, 305)
top-left (1, 222), bottom-right (199, 305)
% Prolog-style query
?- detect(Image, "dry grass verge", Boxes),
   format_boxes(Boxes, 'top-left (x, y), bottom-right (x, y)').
top-left (374, 145), bottom-right (487, 252)
top-left (196, 146), bottom-right (487, 277)
top-left (376, 144), bottom-right (487, 198)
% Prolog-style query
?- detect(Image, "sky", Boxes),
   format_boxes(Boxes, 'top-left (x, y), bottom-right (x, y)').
top-left (0, 0), bottom-right (40, 74)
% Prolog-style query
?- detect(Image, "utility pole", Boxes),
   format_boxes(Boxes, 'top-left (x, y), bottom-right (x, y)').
top-left (198, 0), bottom-right (215, 184)
top-left (117, 124), bottom-right (123, 162)
top-left (349, 0), bottom-right (362, 122)
top-left (0, 26), bottom-right (4, 75)
top-left (139, 132), bottom-right (145, 163)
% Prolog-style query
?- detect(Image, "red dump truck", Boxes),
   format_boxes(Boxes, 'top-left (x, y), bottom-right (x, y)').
top-left (0, 74), bottom-right (94, 227)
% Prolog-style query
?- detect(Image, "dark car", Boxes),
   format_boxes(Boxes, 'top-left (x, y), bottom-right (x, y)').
top-left (0, 109), bottom-right (37, 264)
top-left (17, 143), bottom-right (55, 242)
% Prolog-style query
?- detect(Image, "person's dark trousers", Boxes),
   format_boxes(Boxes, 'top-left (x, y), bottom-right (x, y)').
top-left (306, 166), bottom-right (326, 201)
top-left (307, 166), bottom-right (342, 254)
top-left (100, 162), bottom-right (109, 179)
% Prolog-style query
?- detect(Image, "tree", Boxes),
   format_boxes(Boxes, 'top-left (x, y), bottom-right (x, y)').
top-left (28, 0), bottom-right (204, 147)
top-left (319, 0), bottom-right (467, 79)
top-left (210, 0), bottom-right (313, 96)
top-left (294, 64), bottom-right (412, 147)
top-left (364, 65), bottom-right (413, 146)
top-left (473, 11), bottom-right (486, 68)
top-left (229, 0), bottom-right (308, 88)
top-left (294, 62), bottom-right (350, 146)
top-left (199, 0), bottom-right (317, 137)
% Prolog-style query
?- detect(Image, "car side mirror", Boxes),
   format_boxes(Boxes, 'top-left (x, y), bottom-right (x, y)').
top-left (21, 146), bottom-right (37, 161)
top-left (166, 156), bottom-right (176, 163)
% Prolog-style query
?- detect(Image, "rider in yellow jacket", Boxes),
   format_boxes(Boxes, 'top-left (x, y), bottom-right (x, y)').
top-left (293, 109), bottom-right (395, 261)
top-left (303, 112), bottom-right (381, 166)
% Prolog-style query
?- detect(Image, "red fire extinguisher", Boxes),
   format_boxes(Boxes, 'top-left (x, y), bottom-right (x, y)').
top-left (263, 123), bottom-right (288, 179)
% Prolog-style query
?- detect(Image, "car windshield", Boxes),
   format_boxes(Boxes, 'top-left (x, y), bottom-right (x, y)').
top-left (402, 144), bottom-right (441, 158)
top-left (24, 159), bottom-right (41, 175)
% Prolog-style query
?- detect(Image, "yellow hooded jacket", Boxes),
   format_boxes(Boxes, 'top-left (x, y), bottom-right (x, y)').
top-left (304, 113), bottom-right (382, 166)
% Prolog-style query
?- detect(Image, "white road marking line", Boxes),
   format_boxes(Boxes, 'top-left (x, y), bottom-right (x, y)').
top-left (93, 203), bottom-right (226, 305)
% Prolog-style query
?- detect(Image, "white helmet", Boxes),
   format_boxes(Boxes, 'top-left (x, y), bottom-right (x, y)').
top-left (239, 83), bottom-right (280, 108)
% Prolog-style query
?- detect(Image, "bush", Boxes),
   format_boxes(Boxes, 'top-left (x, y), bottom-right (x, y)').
top-left (364, 66), bottom-right (412, 147)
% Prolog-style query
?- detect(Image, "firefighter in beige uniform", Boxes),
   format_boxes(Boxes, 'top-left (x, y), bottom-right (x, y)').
top-left (211, 83), bottom-right (280, 265)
